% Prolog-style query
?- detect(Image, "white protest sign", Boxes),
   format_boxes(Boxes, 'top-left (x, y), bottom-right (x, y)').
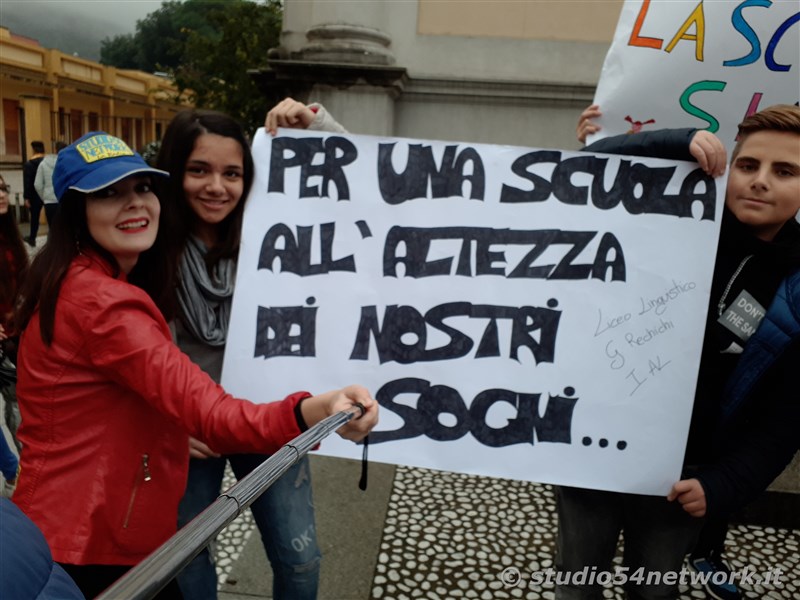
top-left (221, 129), bottom-right (725, 495)
top-left (591, 0), bottom-right (799, 146)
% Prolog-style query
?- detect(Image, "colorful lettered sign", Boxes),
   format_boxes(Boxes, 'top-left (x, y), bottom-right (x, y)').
top-left (591, 0), bottom-right (799, 146)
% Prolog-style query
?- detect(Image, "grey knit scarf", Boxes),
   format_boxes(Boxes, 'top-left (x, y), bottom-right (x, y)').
top-left (177, 236), bottom-right (235, 346)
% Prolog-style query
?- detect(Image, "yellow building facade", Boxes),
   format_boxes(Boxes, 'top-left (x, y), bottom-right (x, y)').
top-left (0, 26), bottom-right (189, 164)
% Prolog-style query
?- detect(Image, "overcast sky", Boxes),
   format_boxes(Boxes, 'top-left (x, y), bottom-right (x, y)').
top-left (3, 0), bottom-right (161, 32)
top-left (1, 0), bottom-right (166, 59)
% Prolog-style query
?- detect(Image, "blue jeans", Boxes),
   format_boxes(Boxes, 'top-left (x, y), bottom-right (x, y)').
top-left (177, 454), bottom-right (320, 600)
top-left (555, 486), bottom-right (703, 600)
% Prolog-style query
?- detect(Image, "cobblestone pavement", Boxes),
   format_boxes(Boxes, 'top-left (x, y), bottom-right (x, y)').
top-left (217, 465), bottom-right (799, 599)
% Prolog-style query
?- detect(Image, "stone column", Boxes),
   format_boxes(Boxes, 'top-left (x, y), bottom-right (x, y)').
top-left (253, 18), bottom-right (406, 136)
top-left (19, 96), bottom-right (53, 153)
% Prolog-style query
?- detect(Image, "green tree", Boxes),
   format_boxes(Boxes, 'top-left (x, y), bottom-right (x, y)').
top-left (137, 0), bottom-right (219, 72)
top-left (100, 0), bottom-right (225, 72)
top-left (99, 33), bottom-right (141, 70)
top-left (100, 0), bottom-right (282, 134)
top-left (174, 0), bottom-right (283, 133)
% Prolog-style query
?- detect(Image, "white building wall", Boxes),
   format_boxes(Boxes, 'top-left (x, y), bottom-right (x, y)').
top-left (272, 0), bottom-right (620, 150)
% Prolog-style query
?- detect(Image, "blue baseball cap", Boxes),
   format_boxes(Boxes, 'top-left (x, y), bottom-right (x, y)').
top-left (53, 131), bottom-right (168, 202)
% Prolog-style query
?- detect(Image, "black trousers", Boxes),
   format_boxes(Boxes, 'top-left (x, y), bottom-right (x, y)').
top-left (44, 203), bottom-right (59, 228)
top-left (27, 198), bottom-right (42, 240)
top-left (691, 515), bottom-right (729, 557)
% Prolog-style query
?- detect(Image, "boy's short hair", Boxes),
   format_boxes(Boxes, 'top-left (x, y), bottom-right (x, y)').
top-left (732, 104), bottom-right (800, 160)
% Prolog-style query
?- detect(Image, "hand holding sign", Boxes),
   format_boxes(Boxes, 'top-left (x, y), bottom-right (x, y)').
top-left (688, 130), bottom-right (728, 178)
top-left (577, 104), bottom-right (603, 144)
top-left (265, 98), bottom-right (319, 136)
top-left (667, 478), bottom-right (707, 518)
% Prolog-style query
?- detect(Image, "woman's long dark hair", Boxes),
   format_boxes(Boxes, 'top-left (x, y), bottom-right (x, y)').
top-left (14, 191), bottom-right (117, 344)
top-left (155, 109), bottom-right (255, 273)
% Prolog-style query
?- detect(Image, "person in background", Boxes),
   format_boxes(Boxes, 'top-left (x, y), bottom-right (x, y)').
top-left (156, 103), bottom-right (344, 600)
top-left (0, 173), bottom-right (27, 345)
top-left (13, 132), bottom-right (378, 600)
top-left (22, 141), bottom-right (46, 247)
top-left (35, 140), bottom-right (69, 230)
top-left (0, 173), bottom-right (27, 454)
top-left (555, 105), bottom-right (800, 599)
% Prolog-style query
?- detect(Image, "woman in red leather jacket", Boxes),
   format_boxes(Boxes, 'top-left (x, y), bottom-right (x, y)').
top-left (11, 132), bottom-right (378, 599)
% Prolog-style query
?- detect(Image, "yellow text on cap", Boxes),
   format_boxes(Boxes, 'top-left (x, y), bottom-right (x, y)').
top-left (76, 134), bottom-right (134, 163)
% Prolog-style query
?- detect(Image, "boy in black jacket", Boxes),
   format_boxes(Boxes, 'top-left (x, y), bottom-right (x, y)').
top-left (556, 105), bottom-right (800, 600)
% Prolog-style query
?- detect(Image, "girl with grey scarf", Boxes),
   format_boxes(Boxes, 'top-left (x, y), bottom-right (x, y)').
top-left (154, 105), bottom-right (352, 600)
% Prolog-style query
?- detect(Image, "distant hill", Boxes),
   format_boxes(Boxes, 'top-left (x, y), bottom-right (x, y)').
top-left (1, 2), bottom-right (136, 61)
